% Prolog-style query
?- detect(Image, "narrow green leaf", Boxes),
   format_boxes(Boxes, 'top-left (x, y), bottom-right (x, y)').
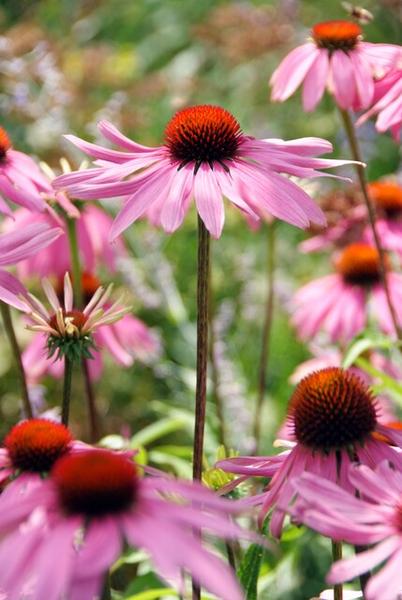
top-left (124, 588), bottom-right (177, 600)
top-left (237, 522), bottom-right (268, 600)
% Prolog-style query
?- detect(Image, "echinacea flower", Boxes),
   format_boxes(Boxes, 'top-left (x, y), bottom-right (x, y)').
top-left (53, 109), bottom-right (360, 239)
top-left (20, 272), bottom-right (131, 362)
top-left (0, 126), bottom-right (50, 216)
top-left (0, 222), bottom-right (62, 309)
top-left (357, 68), bottom-right (402, 141)
top-left (0, 448), bottom-right (256, 600)
top-left (292, 242), bottom-right (402, 343)
top-left (217, 368), bottom-right (402, 538)
top-left (270, 20), bottom-right (401, 111)
top-left (22, 273), bottom-right (160, 381)
top-left (292, 461), bottom-right (402, 600)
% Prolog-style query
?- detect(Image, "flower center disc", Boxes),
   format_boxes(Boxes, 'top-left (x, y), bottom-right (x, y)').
top-left (336, 243), bottom-right (386, 286)
top-left (312, 20), bottom-right (362, 51)
top-left (52, 450), bottom-right (138, 516)
top-left (4, 419), bottom-right (72, 472)
top-left (49, 309), bottom-right (88, 335)
top-left (0, 127), bottom-right (11, 160)
top-left (290, 367), bottom-right (377, 451)
top-left (369, 182), bottom-right (402, 218)
top-left (164, 104), bottom-right (241, 171)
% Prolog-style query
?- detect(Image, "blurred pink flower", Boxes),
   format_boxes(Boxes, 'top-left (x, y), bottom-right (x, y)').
top-left (0, 222), bottom-right (62, 309)
top-left (0, 448), bottom-right (254, 600)
top-left (292, 461), bottom-right (402, 600)
top-left (292, 242), bottom-right (402, 343)
top-left (357, 68), bottom-right (402, 140)
top-left (5, 205), bottom-right (126, 279)
top-left (0, 126), bottom-right (49, 216)
top-left (218, 368), bottom-right (402, 538)
top-left (53, 108), bottom-right (360, 239)
top-left (270, 20), bottom-right (401, 111)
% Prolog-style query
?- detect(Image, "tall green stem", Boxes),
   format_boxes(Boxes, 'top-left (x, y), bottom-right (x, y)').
top-left (332, 540), bottom-right (343, 600)
top-left (82, 358), bottom-right (100, 442)
top-left (66, 217), bottom-right (83, 308)
top-left (192, 217), bottom-right (210, 600)
top-left (62, 356), bottom-right (73, 426)
top-left (339, 109), bottom-right (402, 339)
top-left (254, 222), bottom-right (276, 453)
top-left (0, 302), bottom-right (33, 418)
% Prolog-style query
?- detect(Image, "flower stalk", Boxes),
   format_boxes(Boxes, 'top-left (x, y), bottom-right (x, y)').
top-left (0, 301), bottom-right (33, 418)
top-left (339, 108), bottom-right (402, 339)
top-left (61, 356), bottom-right (73, 426)
top-left (254, 221), bottom-right (276, 453)
top-left (332, 540), bottom-right (343, 600)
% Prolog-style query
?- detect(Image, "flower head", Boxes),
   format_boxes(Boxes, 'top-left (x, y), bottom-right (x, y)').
top-left (292, 242), bottom-right (402, 342)
top-left (292, 461), bottom-right (402, 599)
top-left (53, 112), bottom-right (359, 239)
top-left (217, 367), bottom-right (402, 537)
top-left (0, 448), bottom-right (256, 600)
top-left (0, 125), bottom-right (50, 216)
top-left (22, 272), bottom-right (131, 362)
top-left (270, 20), bottom-right (401, 111)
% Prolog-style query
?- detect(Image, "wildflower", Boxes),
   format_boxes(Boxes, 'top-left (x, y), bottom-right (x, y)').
top-left (20, 272), bottom-right (130, 362)
top-left (53, 110), bottom-right (359, 239)
top-left (0, 448), bottom-right (256, 600)
top-left (292, 461), bottom-right (402, 600)
top-left (270, 20), bottom-right (401, 111)
top-left (292, 242), bottom-right (402, 343)
top-left (0, 126), bottom-right (49, 215)
top-left (0, 222), bottom-right (62, 309)
top-left (357, 68), bottom-right (402, 140)
top-left (22, 272), bottom-right (159, 381)
top-left (218, 368), bottom-right (402, 537)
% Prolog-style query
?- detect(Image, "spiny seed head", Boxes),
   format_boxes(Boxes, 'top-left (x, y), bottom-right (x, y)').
top-left (289, 367), bottom-right (377, 452)
top-left (4, 419), bottom-right (72, 472)
top-left (336, 243), bottom-right (388, 286)
top-left (312, 20), bottom-right (362, 51)
top-left (164, 104), bottom-right (241, 172)
top-left (52, 450), bottom-right (138, 517)
top-left (0, 126), bottom-right (11, 159)
top-left (369, 181), bottom-right (402, 218)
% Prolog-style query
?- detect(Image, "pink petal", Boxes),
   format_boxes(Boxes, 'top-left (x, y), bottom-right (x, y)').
top-left (302, 49), bottom-right (329, 111)
top-left (330, 51), bottom-right (356, 109)
top-left (271, 43), bottom-right (320, 101)
top-left (193, 163), bottom-right (224, 239)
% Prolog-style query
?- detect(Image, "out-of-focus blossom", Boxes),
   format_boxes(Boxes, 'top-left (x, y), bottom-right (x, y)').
top-left (54, 109), bottom-right (361, 239)
top-left (0, 222), bottom-right (62, 309)
top-left (357, 68), bottom-right (402, 140)
top-left (271, 20), bottom-right (401, 111)
top-left (292, 243), bottom-right (402, 343)
top-left (218, 368), bottom-right (402, 537)
top-left (292, 461), bottom-right (402, 600)
top-left (0, 448), bottom-right (256, 600)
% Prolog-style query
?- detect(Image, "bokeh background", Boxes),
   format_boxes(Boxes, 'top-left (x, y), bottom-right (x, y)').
top-left (0, 1), bottom-right (401, 598)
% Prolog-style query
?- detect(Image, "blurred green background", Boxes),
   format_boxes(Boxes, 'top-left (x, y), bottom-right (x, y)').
top-left (0, 1), bottom-right (401, 598)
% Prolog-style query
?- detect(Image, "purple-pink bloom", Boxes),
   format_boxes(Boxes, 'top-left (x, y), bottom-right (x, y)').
top-left (0, 222), bottom-right (62, 309)
top-left (357, 68), bottom-right (402, 140)
top-left (0, 448), bottom-right (255, 600)
top-left (270, 20), bottom-right (401, 111)
top-left (292, 242), bottom-right (402, 343)
top-left (218, 368), bottom-right (402, 538)
top-left (292, 461), bottom-right (402, 600)
top-left (53, 107), bottom-right (359, 239)
top-left (0, 126), bottom-right (50, 216)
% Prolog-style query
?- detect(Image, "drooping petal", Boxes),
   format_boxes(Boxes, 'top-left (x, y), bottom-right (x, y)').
top-left (193, 163), bottom-right (224, 239)
top-left (302, 49), bottom-right (329, 112)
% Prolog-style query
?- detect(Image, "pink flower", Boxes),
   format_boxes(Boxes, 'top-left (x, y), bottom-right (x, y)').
top-left (217, 368), bottom-right (402, 538)
top-left (357, 68), bottom-right (402, 140)
top-left (270, 20), bottom-right (401, 111)
top-left (0, 126), bottom-right (50, 216)
top-left (292, 461), bottom-right (402, 600)
top-left (5, 205), bottom-right (126, 279)
top-left (0, 222), bottom-right (62, 309)
top-left (0, 448), bottom-right (254, 600)
top-left (292, 242), bottom-right (402, 343)
top-left (53, 108), bottom-right (359, 239)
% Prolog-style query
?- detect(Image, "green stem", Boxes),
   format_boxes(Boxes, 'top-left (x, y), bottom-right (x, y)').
top-left (82, 359), bottom-right (100, 442)
top-left (339, 108), bottom-right (402, 340)
top-left (332, 540), bottom-right (343, 600)
top-left (254, 222), bottom-right (276, 453)
top-left (101, 574), bottom-right (112, 600)
top-left (192, 217), bottom-right (210, 600)
top-left (62, 356), bottom-right (73, 426)
top-left (0, 302), bottom-right (33, 418)
top-left (66, 217), bottom-right (83, 308)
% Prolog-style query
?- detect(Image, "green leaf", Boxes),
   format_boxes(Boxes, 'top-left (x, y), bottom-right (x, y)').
top-left (237, 521), bottom-right (268, 600)
top-left (124, 588), bottom-right (177, 600)
top-left (130, 417), bottom-right (187, 447)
